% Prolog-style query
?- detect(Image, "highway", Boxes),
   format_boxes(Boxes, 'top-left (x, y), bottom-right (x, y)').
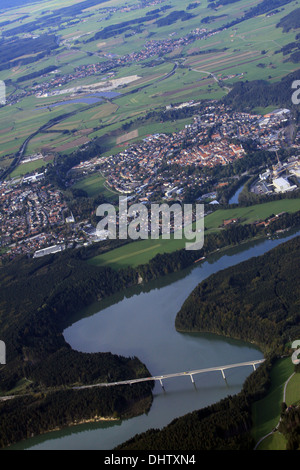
top-left (72, 359), bottom-right (265, 390)
top-left (0, 360), bottom-right (265, 402)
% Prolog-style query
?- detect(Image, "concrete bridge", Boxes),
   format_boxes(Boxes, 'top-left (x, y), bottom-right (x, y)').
top-left (73, 359), bottom-right (265, 391)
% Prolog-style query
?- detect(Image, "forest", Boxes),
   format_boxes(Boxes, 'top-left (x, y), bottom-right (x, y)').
top-left (0, 242), bottom-right (154, 447)
top-left (208, 0), bottom-right (242, 9)
top-left (222, 69), bottom-right (300, 111)
top-left (218, 0), bottom-right (294, 35)
top-left (175, 236), bottom-right (300, 352)
top-left (156, 10), bottom-right (195, 27)
top-left (117, 356), bottom-right (275, 450)
top-left (0, 200), bottom-right (299, 447)
top-left (0, 35), bottom-right (59, 71)
top-left (117, 236), bottom-right (300, 450)
top-left (1, 0), bottom-right (37, 9)
top-left (279, 403), bottom-right (300, 449)
top-left (2, 0), bottom-right (110, 38)
top-left (276, 7), bottom-right (300, 32)
top-left (0, 383), bottom-right (153, 449)
top-left (87, 12), bottom-right (161, 42)
top-left (15, 66), bottom-right (58, 83)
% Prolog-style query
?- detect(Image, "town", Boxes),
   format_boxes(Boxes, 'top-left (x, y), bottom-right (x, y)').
top-left (6, 25), bottom-right (221, 106)
top-left (0, 104), bottom-right (299, 262)
top-left (0, 177), bottom-right (73, 260)
top-left (70, 104), bottom-right (296, 201)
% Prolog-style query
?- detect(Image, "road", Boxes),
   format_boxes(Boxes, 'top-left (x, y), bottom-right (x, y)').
top-left (0, 60), bottom-right (178, 183)
top-left (191, 67), bottom-right (232, 93)
top-left (253, 371), bottom-right (296, 450)
top-left (72, 359), bottom-right (265, 391)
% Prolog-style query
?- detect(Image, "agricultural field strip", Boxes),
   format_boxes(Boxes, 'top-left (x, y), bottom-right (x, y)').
top-left (88, 199), bottom-right (300, 269)
top-left (0, 2), bottom-right (298, 167)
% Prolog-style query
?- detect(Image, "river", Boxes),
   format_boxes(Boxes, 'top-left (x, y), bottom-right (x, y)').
top-left (228, 181), bottom-right (246, 204)
top-left (10, 230), bottom-right (299, 450)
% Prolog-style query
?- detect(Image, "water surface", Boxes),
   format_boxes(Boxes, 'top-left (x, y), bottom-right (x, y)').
top-left (12, 231), bottom-right (299, 450)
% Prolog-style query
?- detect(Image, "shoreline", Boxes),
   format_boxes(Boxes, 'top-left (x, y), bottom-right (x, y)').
top-left (3, 229), bottom-right (300, 450)
top-left (5, 416), bottom-right (120, 450)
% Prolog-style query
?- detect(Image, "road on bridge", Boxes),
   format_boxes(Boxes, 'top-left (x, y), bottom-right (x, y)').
top-left (73, 359), bottom-right (265, 391)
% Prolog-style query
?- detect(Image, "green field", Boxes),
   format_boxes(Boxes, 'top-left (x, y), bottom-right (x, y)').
top-left (285, 372), bottom-right (300, 406)
top-left (88, 198), bottom-right (300, 270)
top-left (73, 172), bottom-right (120, 201)
top-left (252, 358), bottom-right (294, 446)
top-left (88, 234), bottom-right (188, 270)
top-left (204, 199), bottom-right (300, 233)
top-left (10, 158), bottom-right (49, 178)
top-left (252, 353), bottom-right (300, 450)
top-left (2, 0), bottom-right (300, 176)
top-left (256, 432), bottom-right (287, 450)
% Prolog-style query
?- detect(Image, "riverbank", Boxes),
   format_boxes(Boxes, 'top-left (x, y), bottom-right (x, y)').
top-left (87, 201), bottom-right (300, 271)
top-left (1, 224), bottom-right (299, 449)
top-left (5, 393), bottom-right (155, 450)
top-left (115, 236), bottom-right (300, 451)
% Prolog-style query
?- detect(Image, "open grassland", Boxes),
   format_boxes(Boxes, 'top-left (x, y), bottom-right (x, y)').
top-left (73, 172), bottom-right (120, 201)
top-left (256, 432), bottom-right (287, 450)
top-left (1, 0), bottom-right (300, 177)
top-left (87, 198), bottom-right (300, 270)
top-left (285, 372), bottom-right (300, 406)
top-left (183, 5), bottom-right (299, 83)
top-left (252, 358), bottom-right (294, 446)
top-left (204, 199), bottom-right (300, 233)
top-left (0, 96), bottom-right (85, 164)
top-left (87, 236), bottom-right (187, 270)
top-left (25, 131), bottom-right (91, 155)
top-left (10, 157), bottom-right (50, 178)
top-left (253, 357), bottom-right (300, 450)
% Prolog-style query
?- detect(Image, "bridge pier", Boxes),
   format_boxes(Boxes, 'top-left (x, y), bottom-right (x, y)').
top-left (72, 359), bottom-right (264, 392)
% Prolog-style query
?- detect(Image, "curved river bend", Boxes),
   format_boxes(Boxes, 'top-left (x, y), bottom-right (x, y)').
top-left (11, 230), bottom-right (299, 450)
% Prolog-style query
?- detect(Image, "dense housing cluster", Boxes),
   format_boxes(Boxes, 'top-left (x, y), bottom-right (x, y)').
top-left (0, 180), bottom-right (69, 258)
top-left (71, 105), bottom-right (294, 201)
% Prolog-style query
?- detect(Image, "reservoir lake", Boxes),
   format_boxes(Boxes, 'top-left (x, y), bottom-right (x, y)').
top-left (11, 230), bottom-right (299, 450)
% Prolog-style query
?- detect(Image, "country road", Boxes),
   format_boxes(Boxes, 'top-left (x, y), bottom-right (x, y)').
top-left (253, 372), bottom-right (296, 450)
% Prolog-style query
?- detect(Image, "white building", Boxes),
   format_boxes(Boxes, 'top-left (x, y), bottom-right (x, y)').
top-left (273, 177), bottom-right (297, 193)
top-left (290, 167), bottom-right (300, 178)
top-left (260, 169), bottom-right (271, 181)
top-left (33, 244), bottom-right (65, 258)
top-left (23, 172), bottom-right (45, 184)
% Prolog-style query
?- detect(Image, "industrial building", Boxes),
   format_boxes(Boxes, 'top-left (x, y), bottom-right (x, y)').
top-left (273, 177), bottom-right (297, 193)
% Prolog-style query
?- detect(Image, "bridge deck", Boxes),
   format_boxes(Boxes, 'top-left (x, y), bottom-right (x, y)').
top-left (73, 359), bottom-right (265, 390)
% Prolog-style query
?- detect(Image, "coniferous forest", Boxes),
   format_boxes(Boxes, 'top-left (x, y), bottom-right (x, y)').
top-left (0, 210), bottom-right (299, 447)
top-left (175, 237), bottom-right (300, 351)
top-left (117, 236), bottom-right (300, 450)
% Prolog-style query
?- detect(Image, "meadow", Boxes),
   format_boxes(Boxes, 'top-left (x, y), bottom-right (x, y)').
top-left (286, 372), bottom-right (300, 406)
top-left (1, 0), bottom-right (300, 177)
top-left (251, 355), bottom-right (300, 450)
top-left (73, 172), bottom-right (119, 201)
top-left (88, 198), bottom-right (300, 270)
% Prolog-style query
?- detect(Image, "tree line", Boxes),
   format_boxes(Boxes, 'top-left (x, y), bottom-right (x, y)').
top-left (0, 35), bottom-right (59, 71)
top-left (0, 203), bottom-right (299, 447)
top-left (222, 69), bottom-right (300, 111)
top-left (117, 236), bottom-right (300, 450)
